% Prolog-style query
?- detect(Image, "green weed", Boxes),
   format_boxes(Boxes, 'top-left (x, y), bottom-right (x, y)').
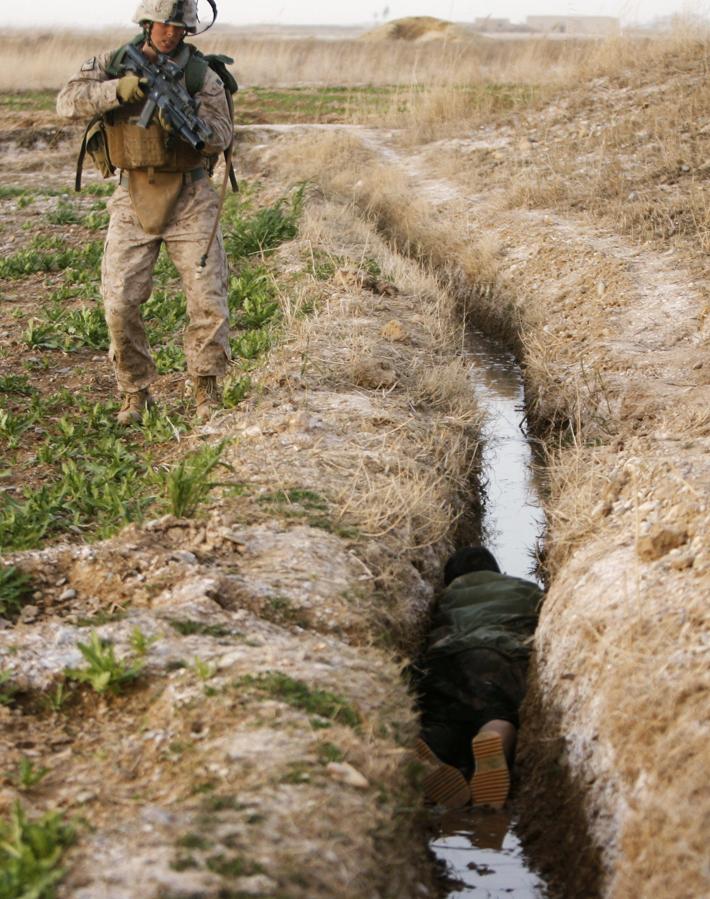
top-left (64, 630), bottom-right (143, 694)
top-left (223, 186), bottom-right (304, 259)
top-left (0, 408), bottom-right (32, 449)
top-left (206, 854), bottom-right (264, 878)
top-left (154, 344), bottom-right (186, 374)
top-left (0, 238), bottom-right (102, 280)
top-left (193, 657), bottom-right (216, 681)
top-left (176, 832), bottom-right (212, 851)
top-left (162, 441), bottom-right (230, 518)
top-left (44, 682), bottom-right (69, 713)
top-left (0, 802), bottom-right (75, 899)
top-left (236, 671), bottom-right (360, 728)
top-left (0, 564), bottom-right (33, 620)
top-left (316, 742), bottom-right (344, 764)
top-left (0, 374), bottom-right (36, 396)
top-left (129, 627), bottom-right (159, 656)
top-left (47, 198), bottom-right (83, 225)
top-left (169, 619), bottom-right (232, 638)
top-left (228, 266), bottom-right (279, 329)
top-left (222, 375), bottom-right (252, 409)
top-left (231, 328), bottom-right (271, 361)
top-left (13, 757), bottom-right (49, 791)
top-left (74, 610), bottom-right (127, 628)
top-left (258, 488), bottom-right (327, 510)
top-left (0, 670), bottom-right (18, 706)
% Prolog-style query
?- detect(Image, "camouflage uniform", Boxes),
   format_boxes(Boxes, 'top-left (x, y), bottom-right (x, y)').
top-left (56, 50), bottom-right (232, 396)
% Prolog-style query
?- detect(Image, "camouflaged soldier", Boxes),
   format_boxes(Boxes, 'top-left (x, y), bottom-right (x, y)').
top-left (56, 0), bottom-right (233, 423)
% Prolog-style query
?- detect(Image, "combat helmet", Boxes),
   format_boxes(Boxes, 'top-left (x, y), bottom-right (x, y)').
top-left (132, 0), bottom-right (199, 33)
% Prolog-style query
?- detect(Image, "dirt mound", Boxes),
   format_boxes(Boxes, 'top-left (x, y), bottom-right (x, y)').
top-left (360, 16), bottom-right (472, 43)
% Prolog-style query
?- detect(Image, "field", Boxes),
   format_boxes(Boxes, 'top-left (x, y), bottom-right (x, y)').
top-left (0, 19), bottom-right (708, 899)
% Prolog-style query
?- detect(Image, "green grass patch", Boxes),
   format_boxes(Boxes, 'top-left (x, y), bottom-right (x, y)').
top-left (0, 394), bottom-right (192, 551)
top-left (0, 802), bottom-right (75, 898)
top-left (223, 185), bottom-right (303, 259)
top-left (236, 671), bottom-right (360, 728)
top-left (0, 237), bottom-right (102, 280)
top-left (169, 619), bottom-right (233, 638)
top-left (0, 91), bottom-right (57, 111)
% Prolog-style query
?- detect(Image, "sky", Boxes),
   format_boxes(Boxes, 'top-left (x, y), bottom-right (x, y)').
top-left (6, 0), bottom-right (708, 29)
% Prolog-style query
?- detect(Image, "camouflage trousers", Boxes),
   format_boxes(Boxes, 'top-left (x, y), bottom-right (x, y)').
top-left (101, 178), bottom-right (230, 393)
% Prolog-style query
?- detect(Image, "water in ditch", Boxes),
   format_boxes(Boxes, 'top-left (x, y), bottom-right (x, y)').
top-left (428, 329), bottom-right (548, 897)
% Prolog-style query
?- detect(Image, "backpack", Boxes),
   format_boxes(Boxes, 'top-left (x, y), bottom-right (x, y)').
top-left (75, 38), bottom-right (238, 192)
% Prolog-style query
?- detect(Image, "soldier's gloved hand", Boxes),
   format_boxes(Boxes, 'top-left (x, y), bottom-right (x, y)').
top-left (158, 109), bottom-right (174, 133)
top-left (117, 73), bottom-right (145, 105)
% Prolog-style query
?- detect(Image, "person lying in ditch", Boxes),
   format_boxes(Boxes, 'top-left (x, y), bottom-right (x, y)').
top-left (412, 545), bottom-right (543, 809)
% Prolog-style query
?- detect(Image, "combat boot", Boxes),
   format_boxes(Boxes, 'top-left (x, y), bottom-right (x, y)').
top-left (117, 388), bottom-right (154, 426)
top-left (195, 376), bottom-right (220, 421)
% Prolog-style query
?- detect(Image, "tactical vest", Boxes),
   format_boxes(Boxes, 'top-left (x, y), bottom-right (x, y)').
top-left (75, 36), bottom-right (238, 189)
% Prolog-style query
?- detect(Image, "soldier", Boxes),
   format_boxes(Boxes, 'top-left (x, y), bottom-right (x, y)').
top-left (57, 0), bottom-right (233, 423)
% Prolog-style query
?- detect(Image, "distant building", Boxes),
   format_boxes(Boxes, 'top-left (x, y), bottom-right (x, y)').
top-left (526, 15), bottom-right (620, 36)
top-left (473, 17), bottom-right (513, 32)
top-left (472, 17), bottom-right (532, 33)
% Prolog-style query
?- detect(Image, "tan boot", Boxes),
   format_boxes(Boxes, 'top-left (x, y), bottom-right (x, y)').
top-left (195, 376), bottom-right (220, 421)
top-left (117, 389), bottom-right (154, 426)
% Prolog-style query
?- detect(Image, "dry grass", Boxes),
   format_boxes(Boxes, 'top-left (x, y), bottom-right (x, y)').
top-left (1, 27), bottom-right (688, 92)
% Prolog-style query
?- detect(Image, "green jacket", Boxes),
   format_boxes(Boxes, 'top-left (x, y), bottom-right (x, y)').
top-left (427, 570), bottom-right (543, 662)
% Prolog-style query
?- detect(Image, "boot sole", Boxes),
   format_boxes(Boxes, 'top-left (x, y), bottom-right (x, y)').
top-left (415, 738), bottom-right (470, 809)
top-left (470, 731), bottom-right (510, 808)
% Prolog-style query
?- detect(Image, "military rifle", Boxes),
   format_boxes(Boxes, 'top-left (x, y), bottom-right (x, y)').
top-left (121, 43), bottom-right (213, 151)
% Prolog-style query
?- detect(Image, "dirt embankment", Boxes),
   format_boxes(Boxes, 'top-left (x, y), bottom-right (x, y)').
top-left (255, 43), bottom-right (709, 896)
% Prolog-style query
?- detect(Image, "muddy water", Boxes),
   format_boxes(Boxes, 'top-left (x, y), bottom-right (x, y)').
top-left (428, 330), bottom-right (547, 897)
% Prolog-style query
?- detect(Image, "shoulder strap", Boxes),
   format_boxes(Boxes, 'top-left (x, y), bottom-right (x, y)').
top-left (107, 34), bottom-right (144, 77)
top-left (75, 114), bottom-right (101, 192)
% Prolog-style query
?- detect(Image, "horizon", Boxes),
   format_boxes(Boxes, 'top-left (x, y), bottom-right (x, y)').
top-left (5, 1), bottom-right (709, 30)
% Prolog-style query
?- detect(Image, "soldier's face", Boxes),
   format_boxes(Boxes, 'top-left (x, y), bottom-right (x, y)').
top-left (149, 22), bottom-right (186, 54)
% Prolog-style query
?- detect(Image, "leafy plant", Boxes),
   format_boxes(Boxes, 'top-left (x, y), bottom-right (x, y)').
top-left (223, 186), bottom-right (304, 259)
top-left (64, 630), bottom-right (143, 694)
top-left (129, 627), bottom-right (159, 657)
top-left (13, 757), bottom-right (49, 791)
top-left (0, 374), bottom-right (36, 396)
top-left (0, 802), bottom-right (75, 899)
top-left (193, 657), bottom-right (216, 681)
top-left (44, 682), bottom-right (69, 713)
top-left (222, 375), bottom-right (252, 408)
top-left (0, 564), bottom-right (33, 620)
top-left (0, 670), bottom-right (18, 706)
top-left (231, 328), bottom-right (271, 361)
top-left (47, 198), bottom-right (83, 225)
top-left (162, 441), bottom-right (230, 518)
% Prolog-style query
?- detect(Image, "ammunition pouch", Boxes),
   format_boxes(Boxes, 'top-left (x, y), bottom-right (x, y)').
top-left (75, 115), bottom-right (115, 190)
top-left (126, 168), bottom-right (184, 235)
top-left (104, 106), bottom-right (203, 172)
